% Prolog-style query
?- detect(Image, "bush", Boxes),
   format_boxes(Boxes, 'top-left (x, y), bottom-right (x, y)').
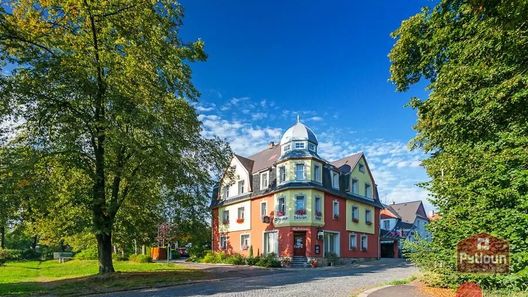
top-left (188, 245), bottom-right (208, 259)
top-left (202, 251), bottom-right (228, 263)
top-left (246, 256), bottom-right (259, 266)
top-left (74, 247), bottom-right (98, 260)
top-left (129, 254), bottom-right (152, 263)
top-left (0, 249), bottom-right (22, 261)
top-left (255, 253), bottom-right (280, 268)
top-left (325, 252), bottom-right (339, 266)
top-left (226, 254), bottom-right (245, 265)
top-left (171, 251), bottom-right (181, 260)
top-left (112, 253), bottom-right (128, 261)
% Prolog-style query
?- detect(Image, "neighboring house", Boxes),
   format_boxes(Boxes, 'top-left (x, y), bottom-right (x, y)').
top-left (211, 118), bottom-right (383, 265)
top-left (379, 200), bottom-right (431, 258)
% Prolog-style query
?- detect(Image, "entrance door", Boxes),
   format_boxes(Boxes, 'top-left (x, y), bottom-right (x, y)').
top-left (293, 232), bottom-right (306, 256)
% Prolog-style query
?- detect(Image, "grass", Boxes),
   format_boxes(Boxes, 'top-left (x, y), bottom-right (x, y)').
top-left (386, 275), bottom-right (417, 286)
top-left (0, 260), bottom-right (207, 296)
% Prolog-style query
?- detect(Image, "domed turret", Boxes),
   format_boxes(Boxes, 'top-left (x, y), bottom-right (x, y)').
top-left (280, 116), bottom-right (319, 156)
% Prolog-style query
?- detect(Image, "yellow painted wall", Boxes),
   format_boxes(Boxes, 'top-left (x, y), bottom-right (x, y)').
top-left (345, 200), bottom-right (375, 234)
top-left (273, 189), bottom-right (325, 227)
top-left (277, 159), bottom-right (323, 183)
top-left (348, 156), bottom-right (374, 198)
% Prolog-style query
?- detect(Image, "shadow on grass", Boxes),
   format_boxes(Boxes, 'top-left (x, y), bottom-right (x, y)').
top-left (0, 269), bottom-right (207, 296)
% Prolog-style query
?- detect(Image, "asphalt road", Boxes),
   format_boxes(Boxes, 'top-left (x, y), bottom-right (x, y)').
top-left (98, 258), bottom-right (417, 297)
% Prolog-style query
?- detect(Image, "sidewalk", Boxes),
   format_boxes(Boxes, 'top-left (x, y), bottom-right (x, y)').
top-left (367, 285), bottom-right (428, 297)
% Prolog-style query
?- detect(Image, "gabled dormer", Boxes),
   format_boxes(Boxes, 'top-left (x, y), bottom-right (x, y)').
top-left (219, 154), bottom-right (253, 200)
top-left (332, 153), bottom-right (376, 200)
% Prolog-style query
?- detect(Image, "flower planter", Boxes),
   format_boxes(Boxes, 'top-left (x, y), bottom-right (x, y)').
top-left (236, 218), bottom-right (244, 224)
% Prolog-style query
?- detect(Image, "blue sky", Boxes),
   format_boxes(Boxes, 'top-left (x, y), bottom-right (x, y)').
top-left (179, 1), bottom-right (433, 211)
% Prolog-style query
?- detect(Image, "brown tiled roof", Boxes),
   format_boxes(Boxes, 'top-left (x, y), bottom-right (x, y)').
top-left (247, 144), bottom-right (281, 173)
top-left (234, 154), bottom-right (254, 173)
top-left (390, 201), bottom-right (429, 224)
top-left (331, 152), bottom-right (363, 169)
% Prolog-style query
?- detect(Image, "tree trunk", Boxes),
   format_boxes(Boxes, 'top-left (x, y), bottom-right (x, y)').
top-left (96, 232), bottom-right (114, 274)
top-left (1, 225), bottom-right (5, 249)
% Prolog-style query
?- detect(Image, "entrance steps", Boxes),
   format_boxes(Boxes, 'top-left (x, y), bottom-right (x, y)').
top-left (291, 256), bottom-right (307, 268)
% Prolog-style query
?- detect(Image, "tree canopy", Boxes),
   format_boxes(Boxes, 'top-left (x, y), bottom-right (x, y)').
top-left (390, 0), bottom-right (528, 289)
top-left (0, 0), bottom-right (231, 273)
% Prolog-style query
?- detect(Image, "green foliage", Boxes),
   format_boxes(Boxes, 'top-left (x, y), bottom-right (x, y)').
top-left (325, 252), bottom-right (339, 265)
top-left (390, 0), bottom-right (528, 290)
top-left (128, 254), bottom-right (152, 263)
top-left (245, 256), bottom-right (259, 266)
top-left (75, 247), bottom-right (99, 261)
top-left (225, 254), bottom-right (245, 265)
top-left (0, 248), bottom-right (40, 261)
top-left (255, 253), bottom-right (281, 268)
top-left (248, 245), bottom-right (254, 258)
top-left (201, 251), bottom-right (228, 264)
top-left (0, 0), bottom-right (232, 273)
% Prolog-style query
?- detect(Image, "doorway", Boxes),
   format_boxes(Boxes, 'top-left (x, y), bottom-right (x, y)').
top-left (293, 232), bottom-right (306, 256)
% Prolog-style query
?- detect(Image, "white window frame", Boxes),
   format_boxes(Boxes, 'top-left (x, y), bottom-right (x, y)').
top-left (240, 234), bottom-right (250, 250)
top-left (332, 172), bottom-right (339, 189)
top-left (223, 185), bottom-right (229, 198)
top-left (332, 200), bottom-right (339, 218)
top-left (284, 144), bottom-right (291, 152)
top-left (314, 164), bottom-right (321, 182)
top-left (361, 234), bottom-right (368, 250)
top-left (222, 210), bottom-right (229, 224)
top-left (351, 179), bottom-right (359, 194)
top-left (263, 231), bottom-right (279, 255)
top-left (349, 233), bottom-right (357, 250)
top-left (260, 201), bottom-right (267, 218)
top-left (351, 206), bottom-right (359, 222)
top-left (278, 166), bottom-right (286, 183)
top-left (295, 195), bottom-right (305, 212)
top-left (277, 197), bottom-right (286, 216)
top-left (365, 209), bottom-right (372, 224)
top-left (238, 207), bottom-right (245, 220)
top-left (365, 183), bottom-right (371, 198)
top-left (314, 196), bottom-right (322, 217)
top-left (295, 142), bottom-right (305, 149)
top-left (260, 172), bottom-right (269, 190)
top-left (295, 163), bottom-right (305, 180)
top-left (220, 234), bottom-right (227, 250)
top-left (323, 231), bottom-right (340, 256)
top-left (237, 180), bottom-right (244, 195)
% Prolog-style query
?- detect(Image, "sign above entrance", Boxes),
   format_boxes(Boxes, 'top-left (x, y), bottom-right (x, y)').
top-left (292, 227), bottom-right (309, 231)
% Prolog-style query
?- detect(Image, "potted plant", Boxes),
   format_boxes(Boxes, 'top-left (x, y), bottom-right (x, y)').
top-left (308, 258), bottom-right (318, 268)
top-left (222, 219), bottom-right (229, 224)
top-left (325, 252), bottom-right (338, 266)
top-left (281, 257), bottom-right (292, 268)
top-left (236, 218), bottom-right (244, 223)
top-left (295, 209), bottom-right (306, 215)
top-left (276, 210), bottom-right (285, 217)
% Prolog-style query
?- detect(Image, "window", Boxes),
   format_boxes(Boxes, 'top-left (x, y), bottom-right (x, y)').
top-left (295, 163), bottom-right (305, 180)
top-left (220, 235), bottom-right (227, 250)
top-left (344, 175), bottom-right (351, 192)
top-left (277, 197), bottom-right (286, 216)
top-left (351, 206), bottom-right (359, 222)
top-left (222, 186), bottom-right (229, 198)
top-left (237, 207), bottom-right (245, 221)
top-left (361, 235), bottom-right (368, 250)
top-left (332, 172), bottom-right (339, 189)
top-left (349, 233), bottom-right (357, 250)
top-left (351, 179), bottom-right (359, 194)
top-left (365, 183), bottom-right (371, 198)
top-left (295, 142), bottom-right (305, 149)
top-left (358, 163), bottom-right (365, 173)
top-left (314, 197), bottom-right (322, 217)
top-left (284, 144), bottom-right (291, 152)
top-left (324, 232), bottom-right (339, 256)
top-left (278, 166), bottom-right (286, 183)
top-left (295, 195), bottom-right (305, 214)
top-left (383, 220), bottom-right (390, 230)
top-left (308, 143), bottom-right (316, 151)
top-left (365, 209), bottom-right (372, 224)
top-left (260, 172), bottom-right (269, 190)
top-left (238, 180), bottom-right (244, 195)
top-left (240, 234), bottom-right (250, 250)
top-left (264, 231), bottom-right (278, 255)
top-left (314, 164), bottom-right (321, 182)
top-left (332, 200), bottom-right (339, 218)
top-left (261, 202), bottom-right (267, 218)
top-left (222, 210), bottom-right (229, 224)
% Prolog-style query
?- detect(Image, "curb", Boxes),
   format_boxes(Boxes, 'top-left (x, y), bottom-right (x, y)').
top-left (356, 285), bottom-right (393, 297)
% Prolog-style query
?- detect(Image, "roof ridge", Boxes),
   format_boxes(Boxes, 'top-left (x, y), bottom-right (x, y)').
top-left (330, 151), bottom-right (363, 163)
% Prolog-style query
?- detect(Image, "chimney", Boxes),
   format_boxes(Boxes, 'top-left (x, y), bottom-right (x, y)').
top-left (268, 141), bottom-right (275, 149)
top-left (392, 201), bottom-right (395, 205)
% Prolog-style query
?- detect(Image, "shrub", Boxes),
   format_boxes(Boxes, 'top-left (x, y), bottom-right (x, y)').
top-left (171, 251), bottom-right (181, 260)
top-left (226, 254), bottom-right (245, 265)
top-left (246, 256), bottom-right (259, 266)
top-left (0, 249), bottom-right (22, 261)
top-left (325, 252), bottom-right (339, 266)
top-left (256, 253), bottom-right (280, 268)
top-left (112, 253), bottom-right (128, 261)
top-left (129, 254), bottom-right (152, 263)
top-left (74, 247), bottom-right (98, 260)
top-left (202, 251), bottom-right (228, 263)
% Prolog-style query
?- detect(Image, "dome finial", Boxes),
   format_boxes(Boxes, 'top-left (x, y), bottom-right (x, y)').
top-left (296, 114), bottom-right (300, 123)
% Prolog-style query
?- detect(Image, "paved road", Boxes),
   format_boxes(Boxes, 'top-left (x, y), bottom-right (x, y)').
top-left (100, 258), bottom-right (417, 297)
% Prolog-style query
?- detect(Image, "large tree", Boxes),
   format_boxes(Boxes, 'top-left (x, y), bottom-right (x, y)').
top-left (0, 0), bottom-right (230, 273)
top-left (390, 0), bottom-right (528, 288)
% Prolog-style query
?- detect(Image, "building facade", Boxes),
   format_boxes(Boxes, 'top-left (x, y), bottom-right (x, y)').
top-left (380, 200), bottom-right (431, 258)
top-left (211, 119), bottom-right (383, 265)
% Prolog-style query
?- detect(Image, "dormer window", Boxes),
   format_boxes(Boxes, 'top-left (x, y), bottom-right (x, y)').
top-left (332, 172), bottom-right (339, 189)
top-left (260, 172), bottom-right (269, 190)
top-left (308, 143), bottom-right (316, 152)
top-left (295, 142), bottom-right (305, 149)
top-left (284, 144), bottom-right (291, 152)
top-left (278, 166), bottom-right (286, 183)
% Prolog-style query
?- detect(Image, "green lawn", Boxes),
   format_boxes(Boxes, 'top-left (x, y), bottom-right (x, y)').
top-left (0, 260), bottom-right (206, 296)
